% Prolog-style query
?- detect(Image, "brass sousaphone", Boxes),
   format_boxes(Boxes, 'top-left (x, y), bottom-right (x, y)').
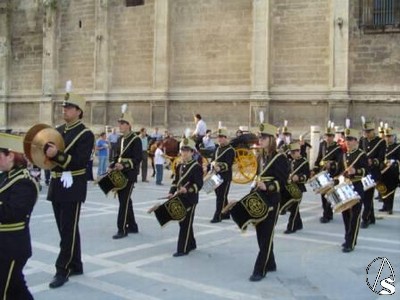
top-left (23, 124), bottom-right (65, 170)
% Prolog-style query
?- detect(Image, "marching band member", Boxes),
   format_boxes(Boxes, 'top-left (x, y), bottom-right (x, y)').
top-left (46, 83), bottom-right (95, 288)
top-left (248, 122), bottom-right (289, 281)
top-left (168, 137), bottom-right (203, 257)
top-left (0, 133), bottom-right (38, 299)
top-left (210, 127), bottom-right (235, 223)
top-left (341, 128), bottom-right (367, 253)
top-left (359, 118), bottom-right (386, 228)
top-left (312, 122), bottom-right (343, 223)
top-left (378, 127), bottom-right (400, 214)
top-left (283, 142), bottom-right (310, 234)
top-left (108, 105), bottom-right (142, 239)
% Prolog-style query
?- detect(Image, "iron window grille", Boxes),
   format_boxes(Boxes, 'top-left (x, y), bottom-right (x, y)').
top-left (360, 0), bottom-right (400, 33)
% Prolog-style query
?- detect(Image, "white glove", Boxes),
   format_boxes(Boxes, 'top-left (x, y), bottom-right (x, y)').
top-left (60, 171), bottom-right (73, 188)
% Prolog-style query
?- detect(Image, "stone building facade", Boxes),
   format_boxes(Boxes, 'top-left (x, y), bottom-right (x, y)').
top-left (0, 0), bottom-right (399, 136)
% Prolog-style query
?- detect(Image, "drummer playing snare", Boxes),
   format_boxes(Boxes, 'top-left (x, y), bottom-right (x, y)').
top-left (167, 136), bottom-right (203, 257)
top-left (311, 122), bottom-right (344, 224)
top-left (340, 128), bottom-right (368, 253)
top-left (209, 127), bottom-right (235, 223)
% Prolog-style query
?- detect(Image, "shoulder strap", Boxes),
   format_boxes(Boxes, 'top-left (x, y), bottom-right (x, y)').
top-left (65, 128), bottom-right (91, 152)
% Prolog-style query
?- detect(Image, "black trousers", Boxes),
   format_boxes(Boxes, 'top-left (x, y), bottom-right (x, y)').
top-left (52, 201), bottom-right (83, 277)
top-left (286, 197), bottom-right (303, 231)
top-left (321, 194), bottom-right (333, 219)
top-left (141, 151), bottom-right (148, 181)
top-left (342, 202), bottom-right (362, 249)
top-left (213, 179), bottom-right (231, 220)
top-left (382, 191), bottom-right (395, 211)
top-left (362, 188), bottom-right (376, 224)
top-left (117, 181), bottom-right (137, 234)
top-left (177, 204), bottom-right (197, 253)
top-left (0, 258), bottom-right (33, 300)
top-left (253, 201), bottom-right (280, 277)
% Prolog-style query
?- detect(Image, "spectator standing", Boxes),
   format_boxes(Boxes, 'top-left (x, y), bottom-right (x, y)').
top-left (151, 127), bottom-right (163, 141)
top-left (154, 141), bottom-right (165, 185)
top-left (139, 128), bottom-right (149, 182)
top-left (107, 128), bottom-right (119, 162)
top-left (96, 132), bottom-right (109, 177)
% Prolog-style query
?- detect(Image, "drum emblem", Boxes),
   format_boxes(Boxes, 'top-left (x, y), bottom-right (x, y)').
top-left (243, 194), bottom-right (267, 218)
top-left (109, 170), bottom-right (127, 190)
top-left (166, 198), bottom-right (186, 220)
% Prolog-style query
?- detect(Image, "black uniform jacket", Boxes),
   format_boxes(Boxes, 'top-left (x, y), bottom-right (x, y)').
top-left (381, 142), bottom-right (400, 191)
top-left (212, 144), bottom-right (235, 181)
top-left (0, 168), bottom-right (38, 260)
top-left (47, 120), bottom-right (95, 203)
top-left (313, 141), bottom-right (343, 177)
top-left (170, 159), bottom-right (204, 206)
top-left (256, 151), bottom-right (289, 206)
top-left (110, 131), bottom-right (142, 182)
top-left (359, 136), bottom-right (386, 181)
top-left (290, 157), bottom-right (310, 192)
top-left (342, 148), bottom-right (368, 184)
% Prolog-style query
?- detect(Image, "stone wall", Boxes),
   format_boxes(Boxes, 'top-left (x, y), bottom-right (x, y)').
top-left (270, 0), bottom-right (330, 88)
top-left (169, 0), bottom-right (252, 88)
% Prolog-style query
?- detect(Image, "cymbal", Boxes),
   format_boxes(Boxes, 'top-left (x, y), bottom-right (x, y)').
top-left (24, 124), bottom-right (65, 170)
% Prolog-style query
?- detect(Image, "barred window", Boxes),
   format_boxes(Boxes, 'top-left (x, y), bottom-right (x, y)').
top-left (360, 0), bottom-right (400, 33)
top-left (126, 0), bottom-right (144, 7)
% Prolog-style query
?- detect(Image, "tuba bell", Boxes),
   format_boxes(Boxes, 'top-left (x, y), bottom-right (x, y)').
top-left (23, 124), bottom-right (65, 170)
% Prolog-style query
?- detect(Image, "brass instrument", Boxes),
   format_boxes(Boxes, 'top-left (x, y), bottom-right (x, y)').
top-left (23, 124), bottom-right (65, 170)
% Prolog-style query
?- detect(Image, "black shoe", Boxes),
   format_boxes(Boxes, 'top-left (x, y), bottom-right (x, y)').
top-left (379, 208), bottom-right (387, 212)
top-left (112, 232), bottom-right (128, 239)
top-left (284, 229), bottom-right (296, 234)
top-left (360, 221), bottom-right (369, 229)
top-left (370, 219), bottom-right (375, 224)
top-left (266, 266), bottom-right (277, 272)
top-left (173, 252), bottom-right (188, 257)
top-left (342, 246), bottom-right (354, 253)
top-left (388, 210), bottom-right (393, 215)
top-left (249, 274), bottom-right (265, 282)
top-left (221, 214), bottom-right (230, 220)
top-left (341, 242), bottom-right (346, 248)
top-left (69, 269), bottom-right (83, 276)
top-left (127, 226), bottom-right (138, 234)
top-left (210, 218), bottom-right (221, 223)
top-left (320, 216), bottom-right (331, 223)
top-left (49, 274), bottom-right (68, 289)
top-left (187, 245), bottom-right (197, 252)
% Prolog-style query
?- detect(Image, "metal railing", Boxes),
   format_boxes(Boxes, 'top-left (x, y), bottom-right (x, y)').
top-left (360, 0), bottom-right (400, 31)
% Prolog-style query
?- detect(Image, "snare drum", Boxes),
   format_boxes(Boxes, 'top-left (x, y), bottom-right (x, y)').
top-left (325, 183), bottom-right (361, 213)
top-left (152, 195), bottom-right (188, 227)
top-left (203, 173), bottom-right (224, 194)
top-left (97, 170), bottom-right (128, 195)
top-left (228, 191), bottom-right (271, 230)
top-left (309, 171), bottom-right (334, 194)
top-left (361, 174), bottom-right (376, 191)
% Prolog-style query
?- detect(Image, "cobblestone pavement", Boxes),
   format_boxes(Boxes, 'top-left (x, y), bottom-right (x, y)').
top-left (27, 170), bottom-right (399, 300)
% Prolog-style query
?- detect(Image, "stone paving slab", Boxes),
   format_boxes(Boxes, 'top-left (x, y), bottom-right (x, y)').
top-left (27, 170), bottom-right (400, 300)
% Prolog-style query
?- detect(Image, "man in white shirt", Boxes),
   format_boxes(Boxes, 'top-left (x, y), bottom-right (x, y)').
top-left (193, 114), bottom-right (207, 149)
